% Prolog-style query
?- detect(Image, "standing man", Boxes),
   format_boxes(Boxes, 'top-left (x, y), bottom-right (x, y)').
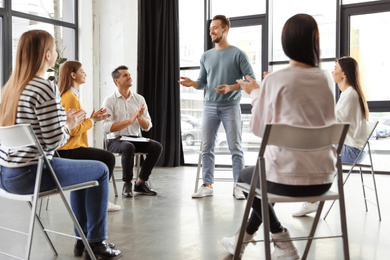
top-left (102, 65), bottom-right (163, 197)
top-left (178, 15), bottom-right (255, 199)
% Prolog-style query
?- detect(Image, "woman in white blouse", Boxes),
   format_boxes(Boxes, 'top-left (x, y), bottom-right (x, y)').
top-left (332, 56), bottom-right (369, 163)
top-left (293, 56), bottom-right (369, 218)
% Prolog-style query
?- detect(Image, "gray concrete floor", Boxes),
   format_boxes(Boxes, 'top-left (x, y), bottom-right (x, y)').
top-left (0, 166), bottom-right (388, 260)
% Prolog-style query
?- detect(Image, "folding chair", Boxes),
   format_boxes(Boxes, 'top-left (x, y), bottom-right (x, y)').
top-left (234, 123), bottom-right (350, 260)
top-left (0, 124), bottom-right (98, 260)
top-left (324, 121), bottom-right (381, 221)
top-left (103, 136), bottom-right (148, 197)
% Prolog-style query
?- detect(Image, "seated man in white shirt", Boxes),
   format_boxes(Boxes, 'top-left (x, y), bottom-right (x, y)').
top-left (102, 65), bottom-right (163, 197)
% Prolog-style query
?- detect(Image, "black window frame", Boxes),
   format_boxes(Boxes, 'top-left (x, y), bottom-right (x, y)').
top-left (0, 0), bottom-right (79, 87)
top-left (340, 0), bottom-right (390, 112)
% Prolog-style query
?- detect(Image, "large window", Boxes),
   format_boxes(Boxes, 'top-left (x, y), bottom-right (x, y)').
top-left (341, 1), bottom-right (390, 172)
top-left (12, 0), bottom-right (75, 23)
top-left (270, 0), bottom-right (336, 65)
top-left (179, 0), bottom-right (390, 173)
top-left (349, 12), bottom-right (390, 101)
top-left (179, 0), bottom-right (267, 165)
top-left (211, 0), bottom-right (265, 17)
top-left (0, 0), bottom-right (78, 87)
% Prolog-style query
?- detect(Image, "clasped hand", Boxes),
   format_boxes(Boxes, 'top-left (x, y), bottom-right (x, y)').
top-left (66, 109), bottom-right (87, 130)
top-left (90, 108), bottom-right (110, 123)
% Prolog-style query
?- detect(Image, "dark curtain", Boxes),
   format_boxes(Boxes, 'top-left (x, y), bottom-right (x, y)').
top-left (138, 0), bottom-right (184, 166)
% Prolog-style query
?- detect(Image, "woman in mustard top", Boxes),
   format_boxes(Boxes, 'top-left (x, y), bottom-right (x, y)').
top-left (57, 61), bottom-right (120, 213)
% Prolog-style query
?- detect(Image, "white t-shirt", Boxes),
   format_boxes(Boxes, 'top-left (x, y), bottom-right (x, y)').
top-left (335, 86), bottom-right (368, 149)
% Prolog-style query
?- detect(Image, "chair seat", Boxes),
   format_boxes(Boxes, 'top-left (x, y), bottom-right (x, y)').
top-left (0, 181), bottom-right (98, 202)
top-left (342, 162), bottom-right (371, 168)
top-left (236, 182), bottom-right (339, 203)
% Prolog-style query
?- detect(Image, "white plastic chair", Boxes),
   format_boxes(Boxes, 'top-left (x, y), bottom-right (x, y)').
top-left (234, 123), bottom-right (350, 260)
top-left (324, 121), bottom-right (381, 221)
top-left (0, 124), bottom-right (98, 260)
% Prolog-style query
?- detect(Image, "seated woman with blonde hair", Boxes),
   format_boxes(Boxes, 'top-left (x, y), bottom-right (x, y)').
top-left (0, 30), bottom-right (121, 259)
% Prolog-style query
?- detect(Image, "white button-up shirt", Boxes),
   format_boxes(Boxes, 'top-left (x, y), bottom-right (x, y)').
top-left (102, 89), bottom-right (152, 139)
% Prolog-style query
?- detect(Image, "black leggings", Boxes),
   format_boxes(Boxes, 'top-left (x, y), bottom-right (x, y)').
top-left (57, 147), bottom-right (115, 180)
top-left (238, 166), bottom-right (332, 235)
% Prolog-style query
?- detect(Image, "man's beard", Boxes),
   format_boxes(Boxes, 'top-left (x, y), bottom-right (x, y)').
top-left (212, 35), bottom-right (222, 43)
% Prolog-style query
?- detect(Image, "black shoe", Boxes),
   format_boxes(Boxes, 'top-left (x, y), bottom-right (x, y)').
top-left (134, 182), bottom-right (157, 196)
top-left (74, 240), bottom-right (115, 257)
top-left (122, 182), bottom-right (133, 197)
top-left (82, 241), bottom-right (121, 260)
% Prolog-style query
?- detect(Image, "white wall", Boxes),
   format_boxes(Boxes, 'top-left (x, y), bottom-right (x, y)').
top-left (79, 0), bottom-right (138, 147)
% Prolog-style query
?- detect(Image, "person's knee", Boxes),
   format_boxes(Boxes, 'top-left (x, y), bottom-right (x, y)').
top-left (94, 161), bottom-right (109, 179)
top-left (155, 141), bottom-right (163, 154)
top-left (121, 142), bottom-right (136, 155)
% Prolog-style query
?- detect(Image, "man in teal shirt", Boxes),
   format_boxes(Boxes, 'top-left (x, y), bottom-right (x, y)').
top-left (179, 15), bottom-right (255, 199)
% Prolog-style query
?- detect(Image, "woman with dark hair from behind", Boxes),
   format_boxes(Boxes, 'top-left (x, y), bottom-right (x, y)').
top-left (0, 30), bottom-right (122, 259)
top-left (57, 61), bottom-right (121, 214)
top-left (221, 14), bottom-right (336, 260)
top-left (293, 56), bottom-right (369, 217)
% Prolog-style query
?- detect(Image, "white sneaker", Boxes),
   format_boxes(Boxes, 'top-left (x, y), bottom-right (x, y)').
top-left (233, 184), bottom-right (246, 200)
top-left (221, 229), bottom-right (256, 257)
top-left (191, 185), bottom-right (213, 198)
top-left (271, 228), bottom-right (299, 260)
top-left (107, 201), bottom-right (121, 212)
top-left (292, 202), bottom-right (319, 217)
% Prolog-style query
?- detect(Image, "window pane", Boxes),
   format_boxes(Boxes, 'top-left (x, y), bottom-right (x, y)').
top-left (350, 12), bottom-right (390, 101)
top-left (0, 0), bottom-right (3, 8)
top-left (12, 0), bottom-right (75, 23)
top-left (229, 25), bottom-right (262, 105)
top-left (342, 0), bottom-right (379, 4)
top-left (180, 69), bottom-right (204, 164)
top-left (179, 0), bottom-right (204, 67)
top-left (368, 112), bottom-right (390, 172)
top-left (12, 17), bottom-right (75, 73)
top-left (271, 0), bottom-right (336, 62)
top-left (211, 0), bottom-right (265, 17)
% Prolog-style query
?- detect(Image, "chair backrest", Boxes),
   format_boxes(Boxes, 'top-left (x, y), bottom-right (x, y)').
top-left (259, 123), bottom-right (350, 157)
top-left (366, 121), bottom-right (378, 144)
top-left (0, 124), bottom-right (37, 149)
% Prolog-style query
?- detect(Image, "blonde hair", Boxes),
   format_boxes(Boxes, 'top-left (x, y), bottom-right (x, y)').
top-left (0, 30), bottom-right (55, 126)
top-left (58, 61), bottom-right (82, 96)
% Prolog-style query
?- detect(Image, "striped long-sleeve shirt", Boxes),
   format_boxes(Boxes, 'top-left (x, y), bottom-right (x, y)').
top-left (0, 77), bottom-right (70, 167)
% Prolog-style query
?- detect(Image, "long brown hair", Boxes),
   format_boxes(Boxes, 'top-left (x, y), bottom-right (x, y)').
top-left (0, 30), bottom-right (55, 126)
top-left (58, 61), bottom-right (82, 96)
top-left (338, 56), bottom-right (369, 120)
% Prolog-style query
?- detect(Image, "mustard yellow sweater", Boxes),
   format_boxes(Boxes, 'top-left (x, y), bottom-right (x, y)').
top-left (58, 90), bottom-right (93, 150)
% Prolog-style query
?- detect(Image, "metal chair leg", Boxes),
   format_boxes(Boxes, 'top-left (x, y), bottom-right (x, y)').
top-left (194, 152), bottom-right (202, 192)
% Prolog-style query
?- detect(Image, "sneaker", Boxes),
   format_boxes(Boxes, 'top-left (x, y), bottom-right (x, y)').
top-left (271, 228), bottom-right (299, 260)
top-left (191, 184), bottom-right (213, 198)
top-left (134, 181), bottom-right (157, 196)
top-left (233, 183), bottom-right (246, 200)
top-left (221, 229), bottom-right (256, 257)
top-left (107, 202), bottom-right (121, 212)
top-left (292, 201), bottom-right (319, 217)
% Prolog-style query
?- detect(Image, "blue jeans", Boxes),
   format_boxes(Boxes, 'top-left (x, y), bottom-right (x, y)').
top-left (0, 157), bottom-right (109, 243)
top-left (341, 144), bottom-right (366, 163)
top-left (201, 105), bottom-right (244, 184)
